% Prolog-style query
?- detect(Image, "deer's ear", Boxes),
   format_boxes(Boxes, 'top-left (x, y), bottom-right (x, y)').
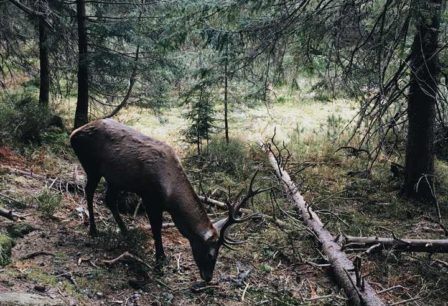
top-left (213, 218), bottom-right (228, 232)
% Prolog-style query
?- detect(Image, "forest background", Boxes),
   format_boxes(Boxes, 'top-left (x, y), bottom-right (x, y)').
top-left (1, 1), bottom-right (448, 305)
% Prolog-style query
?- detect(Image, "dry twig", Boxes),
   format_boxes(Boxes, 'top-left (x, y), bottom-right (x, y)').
top-left (20, 251), bottom-right (55, 260)
top-left (102, 251), bottom-right (151, 270)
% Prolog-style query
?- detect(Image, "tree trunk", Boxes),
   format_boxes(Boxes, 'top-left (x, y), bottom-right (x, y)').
top-left (74, 0), bottom-right (89, 129)
top-left (38, 0), bottom-right (49, 108)
top-left (196, 130), bottom-right (201, 155)
top-left (224, 45), bottom-right (229, 144)
top-left (403, 0), bottom-right (442, 200)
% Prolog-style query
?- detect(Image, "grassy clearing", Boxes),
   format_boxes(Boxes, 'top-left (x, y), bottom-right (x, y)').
top-left (48, 78), bottom-right (356, 146)
top-left (82, 89), bottom-right (358, 154)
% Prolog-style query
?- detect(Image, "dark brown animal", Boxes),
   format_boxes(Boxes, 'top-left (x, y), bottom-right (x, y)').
top-left (70, 119), bottom-right (259, 282)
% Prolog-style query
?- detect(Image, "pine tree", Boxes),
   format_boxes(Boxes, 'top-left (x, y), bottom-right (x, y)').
top-left (183, 85), bottom-right (215, 155)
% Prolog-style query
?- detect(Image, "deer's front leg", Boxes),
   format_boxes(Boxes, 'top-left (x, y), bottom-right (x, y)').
top-left (105, 183), bottom-right (128, 234)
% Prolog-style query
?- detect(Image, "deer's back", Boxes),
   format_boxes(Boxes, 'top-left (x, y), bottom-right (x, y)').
top-left (70, 119), bottom-right (184, 197)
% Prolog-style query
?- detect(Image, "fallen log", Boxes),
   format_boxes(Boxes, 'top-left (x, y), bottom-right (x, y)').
top-left (0, 207), bottom-right (24, 221)
top-left (344, 235), bottom-right (448, 253)
top-left (263, 143), bottom-right (384, 306)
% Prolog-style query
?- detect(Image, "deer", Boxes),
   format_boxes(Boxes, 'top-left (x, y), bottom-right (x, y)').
top-left (70, 118), bottom-right (262, 282)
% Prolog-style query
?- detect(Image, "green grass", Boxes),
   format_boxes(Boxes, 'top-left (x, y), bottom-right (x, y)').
top-left (6, 223), bottom-right (35, 238)
top-left (0, 234), bottom-right (14, 267)
top-left (35, 188), bottom-right (62, 217)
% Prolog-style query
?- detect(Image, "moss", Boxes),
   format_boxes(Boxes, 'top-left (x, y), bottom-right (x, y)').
top-left (0, 234), bottom-right (14, 266)
top-left (6, 223), bottom-right (36, 238)
top-left (24, 268), bottom-right (59, 287)
top-left (435, 159), bottom-right (448, 194)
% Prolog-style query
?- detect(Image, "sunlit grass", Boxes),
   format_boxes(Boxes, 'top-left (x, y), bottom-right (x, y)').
top-left (115, 98), bottom-right (356, 154)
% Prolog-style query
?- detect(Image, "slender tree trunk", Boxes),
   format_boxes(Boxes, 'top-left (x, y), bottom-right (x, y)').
top-left (74, 0), bottom-right (89, 128)
top-left (224, 44), bottom-right (229, 144)
top-left (196, 128), bottom-right (201, 156)
top-left (403, 0), bottom-right (442, 200)
top-left (38, 0), bottom-right (49, 108)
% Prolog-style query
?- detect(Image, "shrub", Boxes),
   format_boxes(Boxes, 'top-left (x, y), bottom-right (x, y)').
top-left (6, 223), bottom-right (35, 238)
top-left (326, 114), bottom-right (344, 142)
top-left (36, 188), bottom-right (62, 217)
top-left (0, 234), bottom-right (14, 266)
top-left (276, 96), bottom-right (288, 104)
top-left (0, 91), bottom-right (51, 143)
top-left (186, 137), bottom-right (250, 187)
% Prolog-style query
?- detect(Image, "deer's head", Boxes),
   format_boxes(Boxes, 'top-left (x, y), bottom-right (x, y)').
top-left (191, 172), bottom-right (265, 282)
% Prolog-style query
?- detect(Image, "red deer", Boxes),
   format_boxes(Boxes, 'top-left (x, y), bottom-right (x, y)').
top-left (70, 119), bottom-right (261, 282)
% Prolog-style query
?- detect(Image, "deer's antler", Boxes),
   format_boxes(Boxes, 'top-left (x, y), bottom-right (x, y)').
top-left (214, 171), bottom-right (268, 248)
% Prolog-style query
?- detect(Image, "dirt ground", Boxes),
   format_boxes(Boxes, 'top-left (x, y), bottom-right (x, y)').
top-left (0, 145), bottom-right (341, 306)
top-left (1, 139), bottom-right (448, 305)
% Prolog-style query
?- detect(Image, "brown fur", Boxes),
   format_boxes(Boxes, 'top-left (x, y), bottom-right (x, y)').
top-left (70, 119), bottom-right (220, 281)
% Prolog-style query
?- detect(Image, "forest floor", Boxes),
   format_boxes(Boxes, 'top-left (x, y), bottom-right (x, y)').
top-left (1, 98), bottom-right (448, 305)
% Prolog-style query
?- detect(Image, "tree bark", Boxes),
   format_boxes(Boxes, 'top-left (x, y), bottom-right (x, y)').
top-left (74, 0), bottom-right (89, 129)
top-left (224, 44), bottom-right (229, 144)
top-left (38, 0), bottom-right (49, 108)
top-left (403, 0), bottom-right (442, 199)
top-left (263, 143), bottom-right (384, 306)
top-left (7, 0), bottom-right (50, 107)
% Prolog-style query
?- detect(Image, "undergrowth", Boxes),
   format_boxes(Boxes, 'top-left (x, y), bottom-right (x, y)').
top-left (0, 234), bottom-right (14, 266)
top-left (184, 137), bottom-right (257, 191)
top-left (35, 187), bottom-right (63, 217)
top-left (0, 91), bottom-right (52, 144)
top-left (274, 116), bottom-right (448, 304)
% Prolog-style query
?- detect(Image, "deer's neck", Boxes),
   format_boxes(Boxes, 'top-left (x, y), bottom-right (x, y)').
top-left (168, 182), bottom-right (213, 241)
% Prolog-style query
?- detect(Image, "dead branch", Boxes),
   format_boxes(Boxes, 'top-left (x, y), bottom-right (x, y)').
top-left (262, 142), bottom-right (384, 306)
top-left (1, 166), bottom-right (84, 194)
top-left (198, 195), bottom-right (229, 210)
top-left (390, 296), bottom-right (422, 305)
top-left (336, 146), bottom-right (372, 159)
top-left (20, 251), bottom-right (56, 260)
top-left (102, 251), bottom-right (151, 270)
top-left (433, 259), bottom-right (448, 268)
top-left (6, 0), bottom-right (52, 28)
top-left (56, 272), bottom-right (77, 287)
top-left (377, 285), bottom-right (408, 294)
top-left (190, 283), bottom-right (221, 293)
top-left (198, 195), bottom-right (287, 228)
top-left (344, 236), bottom-right (448, 253)
top-left (0, 206), bottom-right (25, 221)
top-left (103, 45), bottom-right (140, 118)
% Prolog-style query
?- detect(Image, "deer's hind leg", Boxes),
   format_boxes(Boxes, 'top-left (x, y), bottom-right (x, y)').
top-left (85, 174), bottom-right (101, 236)
top-left (105, 183), bottom-right (128, 234)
